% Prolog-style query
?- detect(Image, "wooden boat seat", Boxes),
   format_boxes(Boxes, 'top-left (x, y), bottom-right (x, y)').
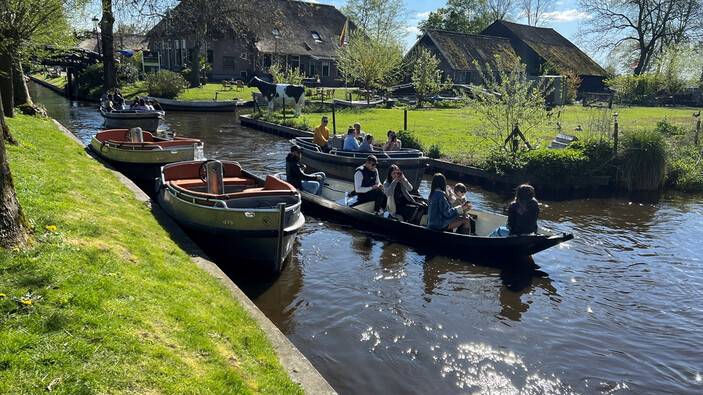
top-left (169, 177), bottom-right (256, 189)
top-left (163, 161), bottom-right (244, 181)
top-left (168, 175), bottom-right (297, 200)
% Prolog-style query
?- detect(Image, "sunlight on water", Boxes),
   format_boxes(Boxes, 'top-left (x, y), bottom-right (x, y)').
top-left (433, 343), bottom-right (574, 393)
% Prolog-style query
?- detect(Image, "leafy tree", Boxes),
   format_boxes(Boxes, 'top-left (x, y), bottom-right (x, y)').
top-left (563, 70), bottom-right (581, 103)
top-left (578, 0), bottom-right (703, 76)
top-left (519, 0), bottom-right (556, 26)
top-left (341, 0), bottom-right (410, 46)
top-left (268, 63), bottom-right (304, 85)
top-left (468, 56), bottom-right (550, 151)
top-left (410, 48), bottom-right (453, 107)
top-left (418, 0), bottom-right (494, 34)
top-left (336, 29), bottom-right (403, 103)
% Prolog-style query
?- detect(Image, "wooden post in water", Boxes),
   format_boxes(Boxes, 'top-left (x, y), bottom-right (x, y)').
top-left (332, 104), bottom-right (336, 135)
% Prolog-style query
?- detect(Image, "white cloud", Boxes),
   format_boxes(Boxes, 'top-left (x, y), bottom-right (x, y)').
top-left (417, 11), bottom-right (430, 19)
top-left (544, 9), bottom-right (591, 22)
top-left (404, 25), bottom-right (419, 33)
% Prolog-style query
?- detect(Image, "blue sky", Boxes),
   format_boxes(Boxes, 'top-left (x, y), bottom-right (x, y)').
top-left (312, 0), bottom-right (597, 60)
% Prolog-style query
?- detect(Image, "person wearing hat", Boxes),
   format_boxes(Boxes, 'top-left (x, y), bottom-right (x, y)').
top-left (353, 155), bottom-right (386, 213)
top-left (285, 145), bottom-right (326, 195)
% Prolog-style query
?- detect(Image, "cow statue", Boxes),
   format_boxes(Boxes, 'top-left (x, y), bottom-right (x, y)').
top-left (248, 76), bottom-right (306, 117)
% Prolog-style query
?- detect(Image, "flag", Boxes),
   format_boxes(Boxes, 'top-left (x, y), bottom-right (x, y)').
top-left (339, 18), bottom-right (348, 48)
top-left (116, 49), bottom-right (141, 58)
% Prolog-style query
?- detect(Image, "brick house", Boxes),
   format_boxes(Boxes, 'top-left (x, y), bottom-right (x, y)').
top-left (146, 0), bottom-right (352, 86)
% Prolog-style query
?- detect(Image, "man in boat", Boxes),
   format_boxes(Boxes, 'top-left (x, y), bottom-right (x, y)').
top-left (286, 145), bottom-right (326, 195)
top-left (313, 116), bottom-right (330, 152)
top-left (359, 134), bottom-right (375, 152)
top-left (353, 155), bottom-right (386, 214)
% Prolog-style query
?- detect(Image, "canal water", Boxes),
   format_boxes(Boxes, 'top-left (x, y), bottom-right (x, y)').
top-left (28, 82), bottom-right (702, 394)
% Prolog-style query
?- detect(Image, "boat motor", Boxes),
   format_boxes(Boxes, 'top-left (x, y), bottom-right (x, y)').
top-left (128, 127), bottom-right (144, 143)
top-left (205, 160), bottom-right (224, 195)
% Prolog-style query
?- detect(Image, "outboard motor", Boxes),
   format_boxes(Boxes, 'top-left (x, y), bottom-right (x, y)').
top-left (129, 127), bottom-right (143, 143)
top-left (205, 160), bottom-right (224, 195)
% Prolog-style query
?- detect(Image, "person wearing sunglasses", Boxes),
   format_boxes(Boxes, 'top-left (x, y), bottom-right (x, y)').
top-left (313, 116), bottom-right (330, 151)
top-left (353, 155), bottom-right (386, 214)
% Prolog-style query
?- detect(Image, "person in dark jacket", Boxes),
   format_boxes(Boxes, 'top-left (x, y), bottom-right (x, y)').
top-left (507, 184), bottom-right (539, 235)
top-left (285, 145), bottom-right (326, 195)
top-left (353, 155), bottom-right (386, 213)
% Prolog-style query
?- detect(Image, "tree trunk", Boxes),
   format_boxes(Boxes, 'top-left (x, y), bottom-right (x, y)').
top-left (101, 0), bottom-right (116, 90)
top-left (0, 50), bottom-right (14, 118)
top-left (12, 59), bottom-right (32, 107)
top-left (190, 41), bottom-right (202, 88)
top-left (0, 92), bottom-right (29, 249)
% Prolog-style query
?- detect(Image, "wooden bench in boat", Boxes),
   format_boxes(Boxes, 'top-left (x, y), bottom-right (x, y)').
top-left (168, 174), bottom-right (298, 203)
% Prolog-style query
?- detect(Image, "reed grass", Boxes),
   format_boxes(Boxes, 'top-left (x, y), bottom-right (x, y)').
top-left (619, 129), bottom-right (668, 191)
top-left (2, 114), bottom-right (302, 394)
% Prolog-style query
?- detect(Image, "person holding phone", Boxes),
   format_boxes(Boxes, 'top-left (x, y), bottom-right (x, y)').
top-left (383, 164), bottom-right (426, 223)
top-left (382, 130), bottom-right (402, 151)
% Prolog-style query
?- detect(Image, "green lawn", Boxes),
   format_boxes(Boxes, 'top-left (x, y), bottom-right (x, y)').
top-left (267, 104), bottom-right (701, 164)
top-left (2, 115), bottom-right (302, 394)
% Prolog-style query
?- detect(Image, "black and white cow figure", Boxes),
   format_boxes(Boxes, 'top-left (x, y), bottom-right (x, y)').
top-left (248, 76), bottom-right (306, 117)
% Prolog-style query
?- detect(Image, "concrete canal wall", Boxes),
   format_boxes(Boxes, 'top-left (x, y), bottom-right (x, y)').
top-left (240, 115), bottom-right (612, 199)
top-left (54, 119), bottom-right (336, 395)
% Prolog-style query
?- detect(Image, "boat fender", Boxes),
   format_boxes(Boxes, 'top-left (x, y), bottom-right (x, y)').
top-left (129, 127), bottom-right (144, 143)
top-left (206, 160), bottom-right (225, 195)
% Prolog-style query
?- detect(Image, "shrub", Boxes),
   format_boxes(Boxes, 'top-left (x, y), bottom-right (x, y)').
top-left (146, 70), bottom-right (188, 99)
top-left (427, 143), bottom-right (442, 159)
top-left (567, 138), bottom-right (614, 176)
top-left (521, 149), bottom-right (589, 181)
top-left (483, 150), bottom-right (528, 175)
top-left (116, 63), bottom-right (140, 85)
top-left (76, 63), bottom-right (104, 97)
top-left (396, 130), bottom-right (424, 151)
top-left (619, 129), bottom-right (667, 191)
top-left (667, 145), bottom-right (703, 192)
top-left (654, 117), bottom-right (686, 136)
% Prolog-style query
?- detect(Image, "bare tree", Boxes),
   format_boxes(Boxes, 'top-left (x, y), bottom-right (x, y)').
top-left (342, 0), bottom-right (411, 46)
top-left (519, 0), bottom-right (555, 26)
top-left (485, 0), bottom-right (517, 22)
top-left (578, 0), bottom-right (703, 76)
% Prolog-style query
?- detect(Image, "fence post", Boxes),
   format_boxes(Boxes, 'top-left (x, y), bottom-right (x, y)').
top-left (404, 108), bottom-right (407, 131)
top-left (332, 104), bottom-right (336, 135)
top-left (282, 97), bottom-right (286, 120)
top-left (695, 118), bottom-right (700, 146)
top-left (613, 112), bottom-right (619, 157)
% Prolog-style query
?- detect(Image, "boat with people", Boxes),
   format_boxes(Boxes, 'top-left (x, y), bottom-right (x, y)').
top-left (296, 177), bottom-right (573, 260)
top-left (156, 160), bottom-right (305, 273)
top-left (292, 136), bottom-right (429, 191)
top-left (99, 106), bottom-right (165, 131)
top-left (146, 96), bottom-right (240, 112)
top-left (89, 128), bottom-right (205, 181)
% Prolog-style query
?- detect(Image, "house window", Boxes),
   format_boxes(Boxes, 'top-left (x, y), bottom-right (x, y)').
top-left (241, 52), bottom-right (248, 60)
top-left (173, 40), bottom-right (180, 66)
top-left (223, 56), bottom-right (235, 70)
top-left (263, 54), bottom-right (272, 68)
top-left (311, 31), bottom-right (322, 41)
top-left (321, 61), bottom-right (330, 77)
top-left (207, 50), bottom-right (213, 64)
top-left (272, 28), bottom-right (280, 37)
top-left (240, 71), bottom-right (248, 78)
top-left (290, 55), bottom-right (300, 71)
top-left (310, 63), bottom-right (316, 77)
top-left (180, 39), bottom-right (187, 65)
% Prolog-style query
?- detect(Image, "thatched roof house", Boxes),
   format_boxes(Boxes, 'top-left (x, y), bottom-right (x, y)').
top-left (406, 30), bottom-right (519, 85)
top-left (147, 0), bottom-right (353, 85)
top-left (481, 20), bottom-right (607, 92)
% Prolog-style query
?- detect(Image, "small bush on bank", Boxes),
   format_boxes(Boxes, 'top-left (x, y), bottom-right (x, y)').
top-left (116, 63), bottom-right (140, 85)
top-left (667, 145), bottom-right (703, 192)
top-left (655, 117), bottom-right (687, 136)
top-left (397, 130), bottom-right (424, 151)
top-left (567, 138), bottom-right (614, 176)
top-left (146, 70), bottom-right (188, 99)
top-left (428, 143), bottom-right (442, 158)
top-left (619, 129), bottom-right (667, 191)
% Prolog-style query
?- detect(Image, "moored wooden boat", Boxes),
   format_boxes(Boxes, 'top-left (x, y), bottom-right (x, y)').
top-left (99, 107), bottom-right (165, 131)
top-left (89, 128), bottom-right (205, 181)
top-left (292, 136), bottom-right (429, 191)
top-left (156, 160), bottom-right (305, 273)
top-left (299, 177), bottom-right (573, 261)
top-left (332, 98), bottom-right (384, 108)
top-left (147, 96), bottom-right (239, 112)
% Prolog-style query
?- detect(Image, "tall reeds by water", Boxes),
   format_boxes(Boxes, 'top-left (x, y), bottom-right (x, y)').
top-left (619, 130), bottom-right (667, 191)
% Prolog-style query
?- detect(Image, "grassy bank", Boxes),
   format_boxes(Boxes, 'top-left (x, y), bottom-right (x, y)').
top-left (264, 104), bottom-right (700, 163)
top-left (1, 115), bottom-right (302, 393)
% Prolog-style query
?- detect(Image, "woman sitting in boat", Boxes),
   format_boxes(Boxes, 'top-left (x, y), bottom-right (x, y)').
top-left (507, 184), bottom-right (539, 235)
top-left (286, 145), bottom-right (326, 195)
top-left (383, 164), bottom-right (426, 224)
top-left (427, 173), bottom-right (472, 233)
top-left (343, 127), bottom-right (360, 151)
